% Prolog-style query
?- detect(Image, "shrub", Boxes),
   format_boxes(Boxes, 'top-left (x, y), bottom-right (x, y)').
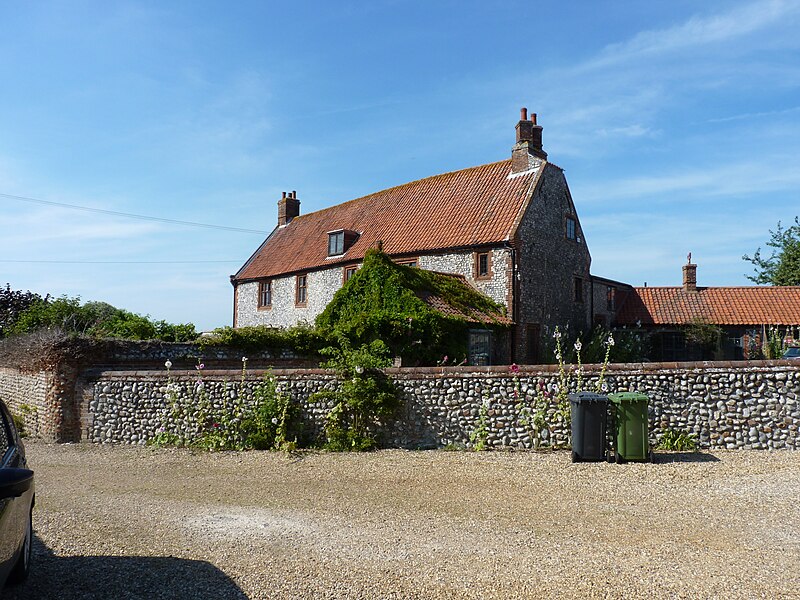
top-left (311, 337), bottom-right (399, 451)
top-left (656, 429), bottom-right (698, 451)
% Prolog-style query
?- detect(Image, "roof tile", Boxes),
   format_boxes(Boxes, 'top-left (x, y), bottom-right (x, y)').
top-left (236, 159), bottom-right (537, 280)
top-left (616, 287), bottom-right (800, 326)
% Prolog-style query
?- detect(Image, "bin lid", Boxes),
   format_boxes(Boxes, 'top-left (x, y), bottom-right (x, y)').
top-left (608, 392), bottom-right (649, 403)
top-left (569, 391), bottom-right (608, 403)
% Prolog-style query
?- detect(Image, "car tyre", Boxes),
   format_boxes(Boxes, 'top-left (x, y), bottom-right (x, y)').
top-left (7, 509), bottom-right (32, 585)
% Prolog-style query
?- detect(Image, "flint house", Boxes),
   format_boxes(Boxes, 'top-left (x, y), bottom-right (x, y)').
top-left (232, 109), bottom-right (602, 363)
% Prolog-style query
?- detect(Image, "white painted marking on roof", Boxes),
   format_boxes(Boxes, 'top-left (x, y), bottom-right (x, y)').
top-left (507, 165), bottom-right (540, 179)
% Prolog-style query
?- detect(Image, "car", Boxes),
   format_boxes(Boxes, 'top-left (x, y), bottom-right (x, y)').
top-left (781, 346), bottom-right (800, 360)
top-left (0, 398), bottom-right (34, 589)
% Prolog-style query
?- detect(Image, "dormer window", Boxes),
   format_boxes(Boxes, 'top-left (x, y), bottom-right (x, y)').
top-left (327, 229), bottom-right (358, 256)
top-left (328, 231), bottom-right (344, 256)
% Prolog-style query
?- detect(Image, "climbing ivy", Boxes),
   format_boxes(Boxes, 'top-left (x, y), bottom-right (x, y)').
top-left (316, 249), bottom-right (509, 365)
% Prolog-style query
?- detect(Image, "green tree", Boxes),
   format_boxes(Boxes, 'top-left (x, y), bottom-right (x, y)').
top-left (0, 284), bottom-right (47, 338)
top-left (743, 217), bottom-right (800, 285)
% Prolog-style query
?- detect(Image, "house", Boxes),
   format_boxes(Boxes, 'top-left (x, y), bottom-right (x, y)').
top-left (232, 108), bottom-right (594, 364)
top-left (614, 258), bottom-right (800, 360)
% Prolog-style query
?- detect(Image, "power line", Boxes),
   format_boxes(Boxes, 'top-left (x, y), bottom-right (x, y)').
top-left (0, 260), bottom-right (241, 264)
top-left (0, 191), bottom-right (269, 235)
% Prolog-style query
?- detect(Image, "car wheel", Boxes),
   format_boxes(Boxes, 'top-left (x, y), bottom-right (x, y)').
top-left (7, 509), bottom-right (32, 585)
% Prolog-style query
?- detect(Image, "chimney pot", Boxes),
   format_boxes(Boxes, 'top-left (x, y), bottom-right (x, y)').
top-left (512, 108), bottom-right (547, 171)
top-left (282, 191), bottom-right (286, 199)
top-left (278, 190), bottom-right (300, 226)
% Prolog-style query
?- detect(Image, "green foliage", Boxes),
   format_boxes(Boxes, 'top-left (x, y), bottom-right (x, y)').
top-left (757, 325), bottom-right (797, 360)
top-left (547, 325), bottom-right (650, 365)
top-left (0, 284), bottom-right (47, 338)
top-left (684, 318), bottom-right (722, 353)
top-left (199, 322), bottom-right (329, 355)
top-left (11, 412), bottom-right (26, 437)
top-left (9, 294), bottom-right (196, 342)
top-left (656, 429), bottom-right (698, 451)
top-left (311, 337), bottom-right (399, 451)
top-left (150, 362), bottom-right (299, 452)
top-left (316, 249), bottom-right (508, 365)
top-left (743, 216), bottom-right (800, 286)
top-left (469, 401), bottom-right (489, 451)
top-left (11, 296), bottom-right (85, 334)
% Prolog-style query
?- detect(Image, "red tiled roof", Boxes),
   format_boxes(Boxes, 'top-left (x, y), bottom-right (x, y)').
top-left (615, 286), bottom-right (800, 326)
top-left (235, 159), bottom-right (539, 281)
top-left (416, 273), bottom-right (514, 326)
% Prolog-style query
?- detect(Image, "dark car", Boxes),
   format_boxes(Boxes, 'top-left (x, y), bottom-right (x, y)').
top-left (782, 346), bottom-right (800, 360)
top-left (0, 398), bottom-right (34, 589)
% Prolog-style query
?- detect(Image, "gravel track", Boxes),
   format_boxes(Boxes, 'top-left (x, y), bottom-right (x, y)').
top-left (4, 442), bottom-right (799, 599)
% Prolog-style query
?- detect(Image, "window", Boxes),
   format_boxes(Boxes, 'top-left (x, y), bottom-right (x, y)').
top-left (468, 329), bottom-right (492, 366)
top-left (328, 231), bottom-right (344, 256)
top-left (296, 274), bottom-right (307, 305)
top-left (344, 266), bottom-right (358, 282)
top-left (258, 280), bottom-right (272, 308)
top-left (475, 251), bottom-right (490, 279)
top-left (606, 286), bottom-right (616, 311)
top-left (396, 259), bottom-right (417, 268)
top-left (566, 217), bottom-right (577, 240)
top-left (574, 277), bottom-right (584, 303)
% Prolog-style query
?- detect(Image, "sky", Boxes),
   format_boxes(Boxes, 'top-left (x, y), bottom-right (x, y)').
top-left (1, 0), bottom-right (799, 331)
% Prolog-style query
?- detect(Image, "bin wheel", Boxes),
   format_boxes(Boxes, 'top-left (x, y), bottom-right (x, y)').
top-left (606, 452), bottom-right (614, 463)
top-left (571, 451), bottom-right (579, 463)
top-left (615, 451), bottom-right (624, 464)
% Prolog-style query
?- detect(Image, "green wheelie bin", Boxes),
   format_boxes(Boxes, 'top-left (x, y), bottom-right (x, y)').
top-left (608, 392), bottom-right (654, 463)
top-left (569, 392), bottom-right (609, 463)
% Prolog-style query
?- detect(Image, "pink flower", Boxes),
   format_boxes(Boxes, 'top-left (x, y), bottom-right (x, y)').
top-left (195, 363), bottom-right (205, 370)
top-left (509, 363), bottom-right (520, 374)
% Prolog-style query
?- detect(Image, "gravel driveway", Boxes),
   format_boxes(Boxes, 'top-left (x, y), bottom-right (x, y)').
top-left (5, 442), bottom-right (799, 599)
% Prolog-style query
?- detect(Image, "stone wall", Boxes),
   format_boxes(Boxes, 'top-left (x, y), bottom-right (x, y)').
top-left (514, 163), bottom-right (592, 361)
top-left (0, 367), bottom-right (49, 438)
top-left (81, 360), bottom-right (799, 450)
top-left (0, 335), bottom-right (312, 442)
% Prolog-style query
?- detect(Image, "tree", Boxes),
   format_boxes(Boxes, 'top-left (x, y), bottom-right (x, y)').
top-left (743, 216), bottom-right (800, 286)
top-left (0, 284), bottom-right (47, 338)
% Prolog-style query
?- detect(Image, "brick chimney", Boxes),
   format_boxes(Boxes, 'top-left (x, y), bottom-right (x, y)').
top-left (511, 107), bottom-right (547, 173)
top-left (682, 253), bottom-right (697, 292)
top-left (278, 190), bottom-right (300, 226)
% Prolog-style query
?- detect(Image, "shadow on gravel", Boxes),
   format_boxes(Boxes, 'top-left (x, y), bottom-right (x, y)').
top-left (3, 536), bottom-right (249, 600)
top-left (655, 451), bottom-right (720, 463)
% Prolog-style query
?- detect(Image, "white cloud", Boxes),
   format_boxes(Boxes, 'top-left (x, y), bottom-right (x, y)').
top-left (588, 0), bottom-right (800, 68)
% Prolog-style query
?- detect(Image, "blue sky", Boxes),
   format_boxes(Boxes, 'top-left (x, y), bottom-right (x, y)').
top-left (1, 0), bottom-right (799, 330)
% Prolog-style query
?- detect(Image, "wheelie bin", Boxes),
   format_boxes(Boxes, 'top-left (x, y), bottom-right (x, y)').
top-left (608, 392), bottom-right (654, 463)
top-left (569, 392), bottom-right (609, 463)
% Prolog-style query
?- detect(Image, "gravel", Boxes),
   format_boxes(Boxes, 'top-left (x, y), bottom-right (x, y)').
top-left (5, 442), bottom-right (800, 599)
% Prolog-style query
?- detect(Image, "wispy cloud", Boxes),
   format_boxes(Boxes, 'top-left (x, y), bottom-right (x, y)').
top-left (576, 157), bottom-right (800, 204)
top-left (587, 0), bottom-right (800, 68)
top-left (707, 105), bottom-right (800, 123)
